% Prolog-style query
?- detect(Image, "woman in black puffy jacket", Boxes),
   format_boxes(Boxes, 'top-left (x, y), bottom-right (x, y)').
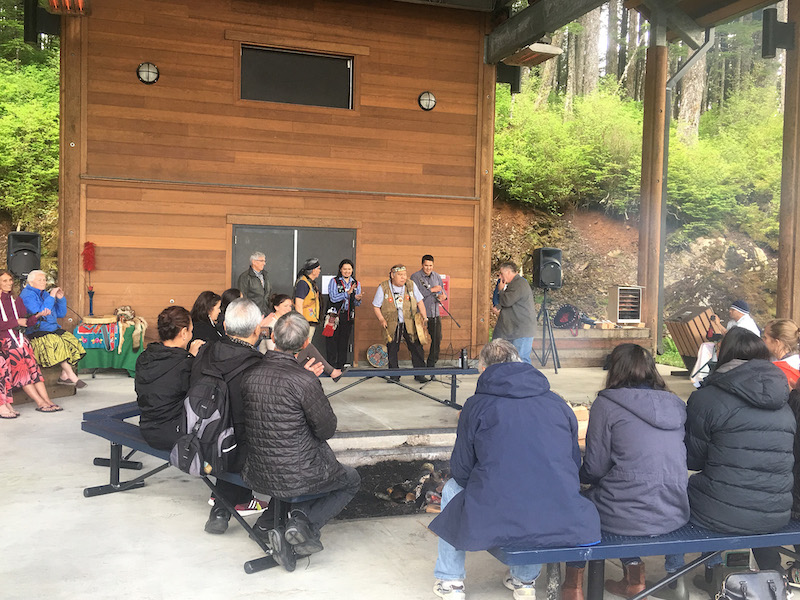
top-left (134, 306), bottom-right (204, 450)
top-left (686, 327), bottom-right (795, 584)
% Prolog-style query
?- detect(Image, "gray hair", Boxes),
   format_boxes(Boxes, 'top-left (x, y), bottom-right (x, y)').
top-left (26, 270), bottom-right (45, 284)
top-left (499, 261), bottom-right (518, 273)
top-left (479, 339), bottom-right (522, 369)
top-left (273, 312), bottom-right (310, 353)
top-left (249, 251), bottom-right (265, 263)
top-left (224, 298), bottom-right (262, 338)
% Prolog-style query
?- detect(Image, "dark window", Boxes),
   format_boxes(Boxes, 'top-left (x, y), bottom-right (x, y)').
top-left (241, 45), bottom-right (353, 109)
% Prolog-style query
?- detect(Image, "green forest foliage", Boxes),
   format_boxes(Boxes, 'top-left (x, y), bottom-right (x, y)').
top-left (495, 77), bottom-right (784, 250)
top-left (0, 1), bottom-right (59, 256)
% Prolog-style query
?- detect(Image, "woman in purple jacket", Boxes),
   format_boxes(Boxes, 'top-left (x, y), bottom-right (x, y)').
top-left (562, 344), bottom-right (689, 600)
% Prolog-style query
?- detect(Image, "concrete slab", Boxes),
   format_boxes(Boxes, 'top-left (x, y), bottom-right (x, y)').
top-left (0, 366), bottom-right (719, 600)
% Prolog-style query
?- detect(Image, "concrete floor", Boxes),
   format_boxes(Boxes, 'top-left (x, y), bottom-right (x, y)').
top-left (0, 364), bottom-right (721, 600)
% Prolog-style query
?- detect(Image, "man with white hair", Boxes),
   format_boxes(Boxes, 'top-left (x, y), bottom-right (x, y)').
top-left (237, 251), bottom-right (271, 315)
top-left (428, 339), bottom-right (600, 600)
top-left (242, 311), bottom-right (360, 568)
top-left (193, 298), bottom-right (266, 535)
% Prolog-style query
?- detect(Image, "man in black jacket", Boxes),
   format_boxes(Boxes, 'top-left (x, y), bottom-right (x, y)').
top-left (242, 312), bottom-right (360, 564)
top-left (194, 298), bottom-right (266, 534)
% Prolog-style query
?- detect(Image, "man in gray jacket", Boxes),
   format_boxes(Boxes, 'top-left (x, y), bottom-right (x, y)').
top-left (492, 261), bottom-right (536, 364)
top-left (237, 251), bottom-right (271, 315)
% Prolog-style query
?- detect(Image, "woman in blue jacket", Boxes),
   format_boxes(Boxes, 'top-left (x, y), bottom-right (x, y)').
top-left (19, 270), bottom-right (86, 387)
top-left (429, 339), bottom-right (600, 600)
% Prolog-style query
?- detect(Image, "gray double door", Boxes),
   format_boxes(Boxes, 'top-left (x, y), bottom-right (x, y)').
top-left (231, 225), bottom-right (357, 348)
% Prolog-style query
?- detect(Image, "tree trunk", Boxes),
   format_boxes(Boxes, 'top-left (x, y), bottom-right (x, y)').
top-left (535, 30), bottom-right (563, 108)
top-left (578, 7), bottom-right (602, 94)
top-left (625, 10), bottom-right (639, 99)
top-left (606, 0), bottom-right (620, 80)
top-left (566, 28), bottom-right (577, 112)
top-left (619, 6), bottom-right (628, 80)
top-left (779, 0), bottom-right (788, 112)
top-left (677, 53), bottom-right (706, 145)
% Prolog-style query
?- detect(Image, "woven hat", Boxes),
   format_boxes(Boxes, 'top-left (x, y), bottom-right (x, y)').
top-left (730, 300), bottom-right (750, 315)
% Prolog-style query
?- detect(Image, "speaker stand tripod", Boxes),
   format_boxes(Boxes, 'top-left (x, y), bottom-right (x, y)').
top-left (531, 288), bottom-right (560, 374)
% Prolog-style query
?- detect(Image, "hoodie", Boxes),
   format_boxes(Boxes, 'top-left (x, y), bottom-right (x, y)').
top-left (134, 342), bottom-right (193, 451)
top-left (685, 359), bottom-right (795, 534)
top-left (428, 361), bottom-right (601, 551)
top-left (580, 387), bottom-right (689, 536)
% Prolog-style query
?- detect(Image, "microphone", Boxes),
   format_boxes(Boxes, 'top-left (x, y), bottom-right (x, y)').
top-left (422, 281), bottom-right (431, 290)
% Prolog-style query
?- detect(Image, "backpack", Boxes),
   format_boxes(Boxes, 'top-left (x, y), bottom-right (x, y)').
top-left (169, 361), bottom-right (253, 477)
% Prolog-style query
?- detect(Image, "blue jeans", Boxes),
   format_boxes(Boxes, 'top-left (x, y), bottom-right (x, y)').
top-left (434, 479), bottom-right (541, 583)
top-left (509, 337), bottom-right (534, 365)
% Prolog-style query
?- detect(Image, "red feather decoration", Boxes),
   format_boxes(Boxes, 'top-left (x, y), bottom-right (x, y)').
top-left (81, 241), bottom-right (96, 272)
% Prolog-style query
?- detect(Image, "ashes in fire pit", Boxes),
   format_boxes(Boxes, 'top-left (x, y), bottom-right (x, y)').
top-left (337, 459), bottom-right (450, 520)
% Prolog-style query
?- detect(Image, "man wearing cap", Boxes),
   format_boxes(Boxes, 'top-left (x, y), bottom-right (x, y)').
top-left (373, 264), bottom-right (429, 383)
top-left (727, 300), bottom-right (760, 336)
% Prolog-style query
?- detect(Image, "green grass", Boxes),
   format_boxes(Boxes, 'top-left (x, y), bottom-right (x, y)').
top-left (656, 336), bottom-right (686, 368)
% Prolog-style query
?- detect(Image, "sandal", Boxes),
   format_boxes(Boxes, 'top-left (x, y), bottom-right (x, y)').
top-left (0, 413), bottom-right (18, 419)
top-left (35, 405), bottom-right (63, 413)
top-left (57, 378), bottom-right (76, 385)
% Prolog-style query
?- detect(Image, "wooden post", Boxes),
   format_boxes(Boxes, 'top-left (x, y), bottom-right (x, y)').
top-left (777, 2), bottom-right (800, 321)
top-left (58, 16), bottom-right (84, 321)
top-left (637, 16), bottom-right (668, 349)
top-left (477, 16), bottom-right (496, 349)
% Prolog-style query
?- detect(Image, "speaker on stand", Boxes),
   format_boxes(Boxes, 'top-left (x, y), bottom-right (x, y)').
top-left (7, 232), bottom-right (41, 281)
top-left (531, 247), bottom-right (562, 372)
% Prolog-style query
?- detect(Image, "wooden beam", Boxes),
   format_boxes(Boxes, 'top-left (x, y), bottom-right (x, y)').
top-left (777, 1), bottom-right (800, 320)
top-left (641, 0), bottom-right (703, 49)
top-left (501, 42), bottom-right (563, 67)
top-left (389, 0), bottom-right (494, 11)
top-left (485, 0), bottom-right (606, 64)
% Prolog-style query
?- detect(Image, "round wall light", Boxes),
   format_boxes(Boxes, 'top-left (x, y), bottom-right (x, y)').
top-left (418, 91), bottom-right (436, 111)
top-left (136, 62), bottom-right (160, 85)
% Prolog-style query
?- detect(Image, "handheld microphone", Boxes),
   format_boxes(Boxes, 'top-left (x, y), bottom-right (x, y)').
top-left (422, 281), bottom-right (431, 290)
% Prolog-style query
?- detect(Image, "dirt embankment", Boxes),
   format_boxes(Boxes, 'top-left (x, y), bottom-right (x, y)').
top-left (491, 201), bottom-right (778, 324)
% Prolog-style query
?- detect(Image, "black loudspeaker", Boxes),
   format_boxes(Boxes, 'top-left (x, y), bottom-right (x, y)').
top-left (8, 232), bottom-right (41, 279)
top-left (532, 247), bottom-right (562, 289)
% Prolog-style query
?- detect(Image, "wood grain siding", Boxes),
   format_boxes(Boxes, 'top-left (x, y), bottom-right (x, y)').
top-left (61, 0), bottom-right (493, 362)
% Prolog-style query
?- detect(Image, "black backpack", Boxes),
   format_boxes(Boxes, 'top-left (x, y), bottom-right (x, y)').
top-left (169, 361), bottom-right (252, 477)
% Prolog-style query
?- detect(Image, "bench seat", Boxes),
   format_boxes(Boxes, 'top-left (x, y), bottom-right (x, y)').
top-left (491, 521), bottom-right (800, 600)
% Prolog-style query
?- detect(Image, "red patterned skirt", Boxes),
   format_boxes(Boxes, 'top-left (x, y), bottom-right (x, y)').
top-left (0, 337), bottom-right (43, 404)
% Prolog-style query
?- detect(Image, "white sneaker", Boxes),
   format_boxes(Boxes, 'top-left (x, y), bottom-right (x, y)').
top-left (503, 572), bottom-right (536, 599)
top-left (434, 580), bottom-right (466, 599)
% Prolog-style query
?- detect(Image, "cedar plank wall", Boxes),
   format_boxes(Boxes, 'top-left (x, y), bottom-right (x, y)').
top-left (59, 0), bottom-right (494, 363)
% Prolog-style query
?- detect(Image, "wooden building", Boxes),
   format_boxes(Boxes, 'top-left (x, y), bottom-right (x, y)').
top-left (53, 0), bottom-right (796, 364)
top-left (58, 0), bottom-right (496, 361)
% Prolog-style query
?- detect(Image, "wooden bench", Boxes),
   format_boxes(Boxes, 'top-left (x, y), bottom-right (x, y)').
top-left (490, 521), bottom-right (800, 600)
top-left (81, 403), bottom-right (281, 574)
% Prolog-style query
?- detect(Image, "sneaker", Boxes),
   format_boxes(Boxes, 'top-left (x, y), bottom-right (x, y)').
top-left (285, 510), bottom-right (319, 546)
top-left (267, 527), bottom-right (296, 572)
top-left (434, 580), bottom-right (466, 599)
top-left (503, 572), bottom-right (536, 599)
top-left (204, 505), bottom-right (230, 535)
top-left (235, 497), bottom-right (268, 517)
top-left (293, 538), bottom-right (324, 556)
top-left (415, 376), bottom-right (430, 383)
